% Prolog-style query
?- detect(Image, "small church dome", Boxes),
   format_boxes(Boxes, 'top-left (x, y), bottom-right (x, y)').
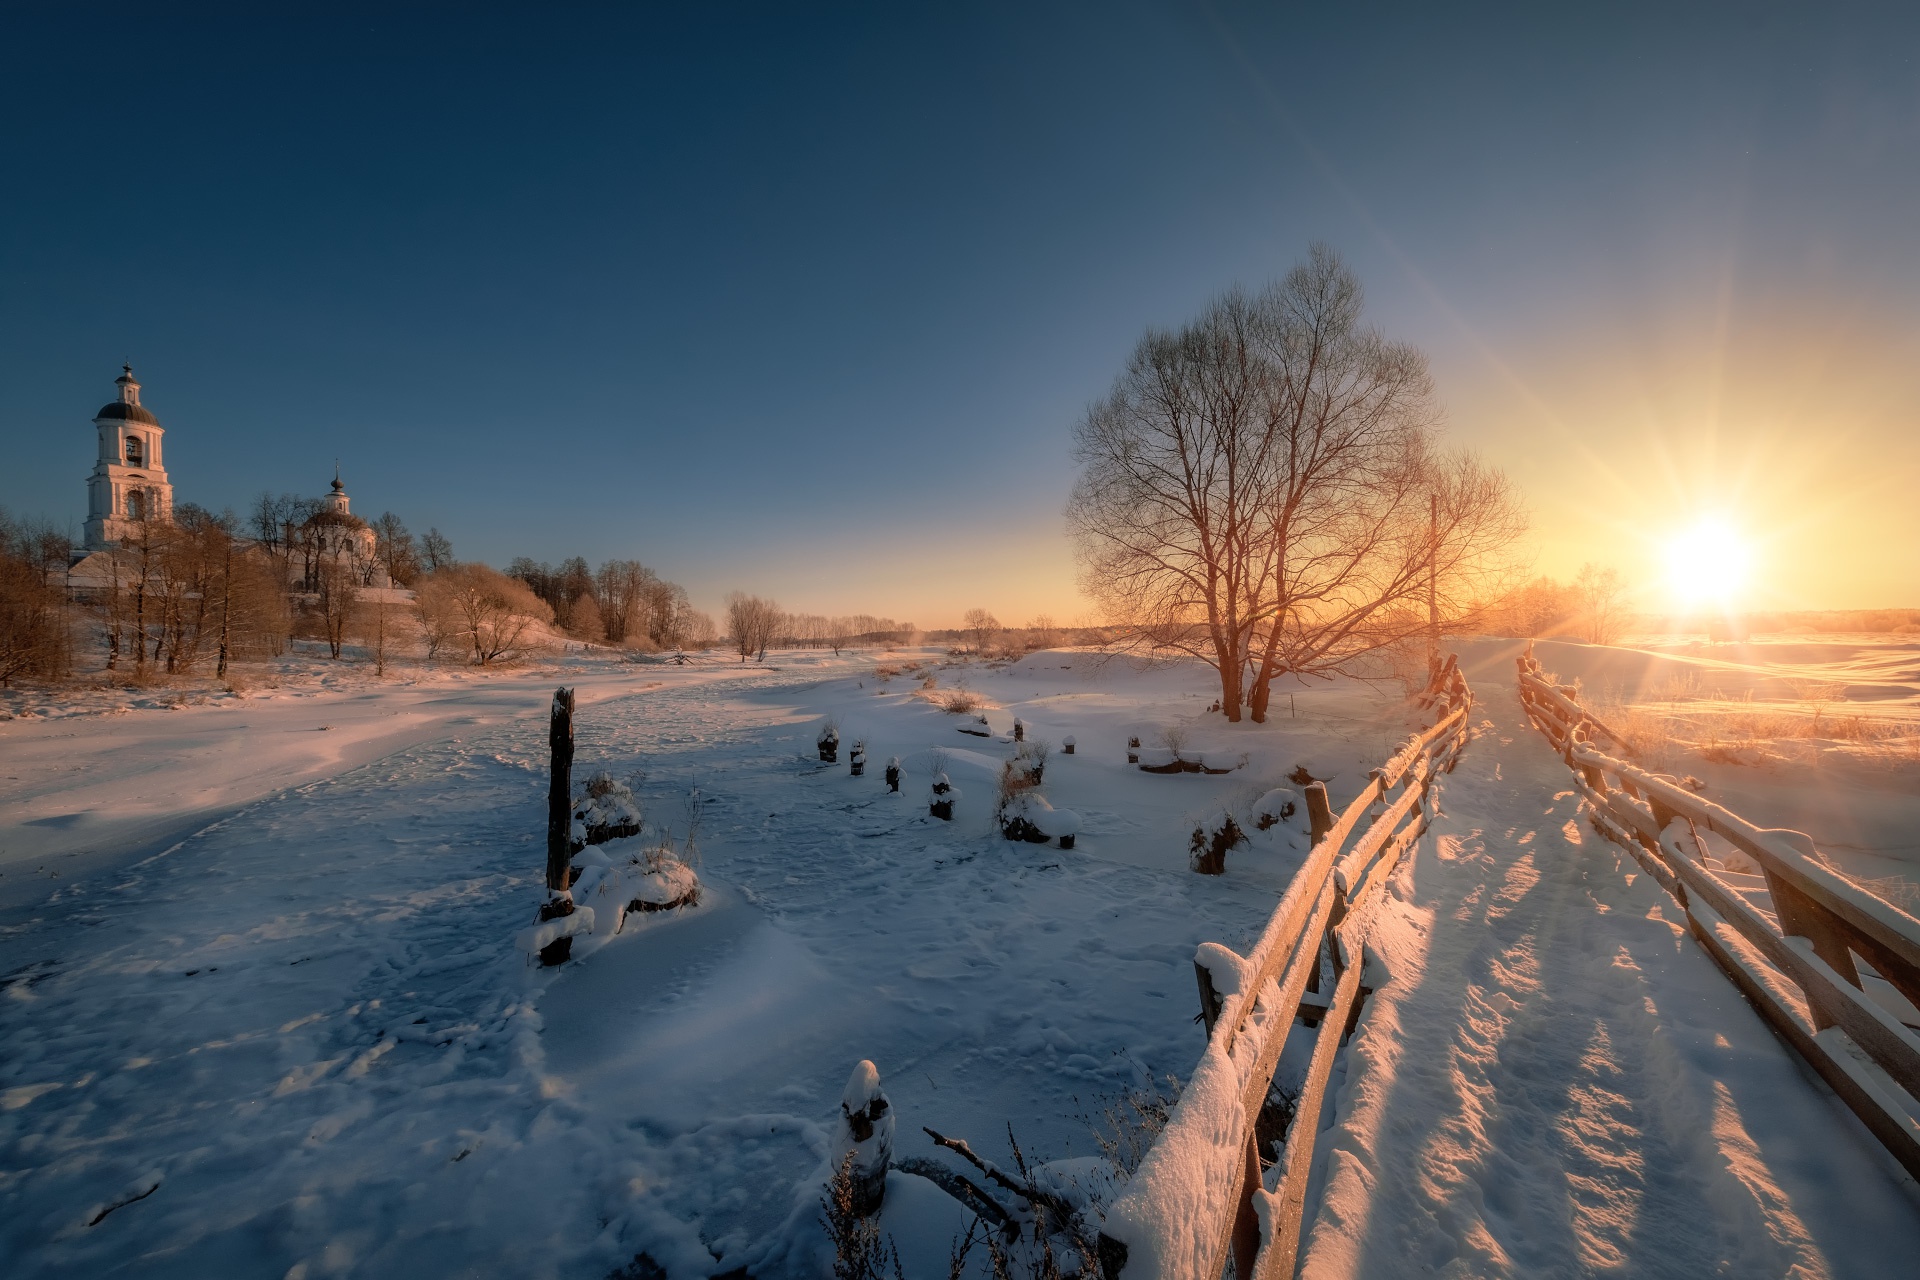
top-left (93, 401), bottom-right (162, 426)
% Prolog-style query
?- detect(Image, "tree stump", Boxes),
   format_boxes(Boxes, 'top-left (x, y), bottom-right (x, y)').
top-left (1062, 736), bottom-right (1075, 755)
top-left (1127, 735), bottom-right (1140, 764)
top-left (850, 743), bottom-right (866, 776)
top-left (885, 757), bottom-right (901, 792)
top-left (836, 1060), bottom-right (894, 1216)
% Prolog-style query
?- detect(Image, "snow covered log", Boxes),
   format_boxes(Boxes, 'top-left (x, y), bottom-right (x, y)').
top-left (834, 1060), bottom-right (894, 1216)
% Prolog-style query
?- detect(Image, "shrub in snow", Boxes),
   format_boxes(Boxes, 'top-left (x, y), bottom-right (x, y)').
top-left (818, 719), bottom-right (840, 763)
top-left (999, 792), bottom-right (1050, 844)
top-left (1251, 787), bottom-right (1300, 831)
top-left (833, 1060), bottom-right (894, 1216)
top-left (570, 771), bottom-right (642, 851)
top-left (850, 741), bottom-right (866, 777)
top-left (928, 773), bottom-right (959, 821)
top-left (1189, 809), bottom-right (1247, 875)
top-left (567, 840), bottom-right (702, 941)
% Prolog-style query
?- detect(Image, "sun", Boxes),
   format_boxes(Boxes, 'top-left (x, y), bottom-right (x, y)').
top-left (1662, 517), bottom-right (1753, 609)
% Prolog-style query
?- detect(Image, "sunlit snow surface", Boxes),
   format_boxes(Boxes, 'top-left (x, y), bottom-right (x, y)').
top-left (3, 646), bottom-right (1916, 1277)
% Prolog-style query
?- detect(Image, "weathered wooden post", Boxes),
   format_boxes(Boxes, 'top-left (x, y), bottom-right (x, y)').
top-left (538, 686), bottom-right (578, 966)
top-left (1305, 781), bottom-right (1334, 848)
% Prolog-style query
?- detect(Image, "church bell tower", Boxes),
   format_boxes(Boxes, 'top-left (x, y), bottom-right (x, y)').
top-left (84, 365), bottom-right (174, 551)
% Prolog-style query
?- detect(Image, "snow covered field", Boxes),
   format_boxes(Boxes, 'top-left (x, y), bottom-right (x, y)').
top-left (0, 648), bottom-right (1421, 1277)
top-left (4, 644), bottom-right (1917, 1278)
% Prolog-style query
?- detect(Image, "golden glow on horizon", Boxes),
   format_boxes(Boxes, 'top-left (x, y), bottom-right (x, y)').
top-left (1662, 517), bottom-right (1753, 610)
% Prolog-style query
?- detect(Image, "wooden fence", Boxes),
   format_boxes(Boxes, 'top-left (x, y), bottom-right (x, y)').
top-left (1515, 648), bottom-right (1920, 1181)
top-left (1098, 659), bottom-right (1474, 1280)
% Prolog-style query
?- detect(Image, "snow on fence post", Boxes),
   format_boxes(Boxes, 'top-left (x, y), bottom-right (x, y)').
top-left (539, 686), bottom-right (578, 966)
top-left (835, 1060), bottom-right (894, 1215)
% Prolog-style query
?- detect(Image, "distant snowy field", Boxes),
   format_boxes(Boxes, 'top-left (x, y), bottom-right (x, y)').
top-left (1, 647), bottom-right (1427, 1278)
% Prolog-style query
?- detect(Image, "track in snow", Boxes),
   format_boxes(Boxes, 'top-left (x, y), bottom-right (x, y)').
top-left (1300, 684), bottom-right (1920, 1279)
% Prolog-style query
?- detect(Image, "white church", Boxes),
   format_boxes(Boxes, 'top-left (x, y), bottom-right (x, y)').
top-left (70, 365), bottom-right (393, 592)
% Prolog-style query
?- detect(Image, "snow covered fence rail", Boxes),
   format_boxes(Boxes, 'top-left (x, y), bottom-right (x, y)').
top-left (1096, 661), bottom-right (1474, 1280)
top-left (1515, 648), bottom-right (1920, 1182)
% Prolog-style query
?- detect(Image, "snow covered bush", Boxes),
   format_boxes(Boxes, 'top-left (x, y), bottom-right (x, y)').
top-left (818, 718), bottom-right (840, 763)
top-left (1188, 809), bottom-right (1246, 875)
top-left (940, 690), bottom-right (981, 715)
top-left (567, 838), bottom-right (702, 940)
top-left (570, 770), bottom-right (642, 851)
top-left (1251, 787), bottom-right (1298, 831)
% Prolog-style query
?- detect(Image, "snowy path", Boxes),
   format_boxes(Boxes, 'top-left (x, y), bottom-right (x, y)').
top-left (1301, 684), bottom-right (1920, 1279)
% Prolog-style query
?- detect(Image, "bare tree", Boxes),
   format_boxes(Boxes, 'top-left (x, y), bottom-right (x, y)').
top-left (371, 512), bottom-right (421, 586)
top-left (413, 574), bottom-right (464, 662)
top-left (725, 592), bottom-right (781, 663)
top-left (1070, 244), bottom-right (1525, 721)
top-left (1575, 562), bottom-right (1627, 646)
top-left (315, 558), bottom-right (360, 660)
top-left (430, 564), bottom-right (551, 665)
top-left (961, 608), bottom-right (1000, 654)
top-left (420, 527), bottom-right (455, 572)
top-left (0, 509), bottom-right (73, 687)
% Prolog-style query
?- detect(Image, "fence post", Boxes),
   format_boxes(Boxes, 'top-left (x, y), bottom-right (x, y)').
top-left (546, 687), bottom-right (576, 899)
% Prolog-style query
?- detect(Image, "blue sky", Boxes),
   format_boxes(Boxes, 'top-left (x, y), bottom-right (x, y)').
top-left (3, 3), bottom-right (1916, 623)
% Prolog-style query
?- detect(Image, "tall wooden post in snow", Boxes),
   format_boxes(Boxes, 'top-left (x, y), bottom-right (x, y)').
top-left (546, 687), bottom-right (576, 899)
top-left (1427, 491), bottom-right (1440, 687)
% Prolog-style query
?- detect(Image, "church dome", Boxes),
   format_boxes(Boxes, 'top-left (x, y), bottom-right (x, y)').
top-left (94, 401), bottom-right (161, 426)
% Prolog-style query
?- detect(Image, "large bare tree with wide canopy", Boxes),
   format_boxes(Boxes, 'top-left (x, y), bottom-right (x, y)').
top-left (1068, 244), bottom-right (1525, 722)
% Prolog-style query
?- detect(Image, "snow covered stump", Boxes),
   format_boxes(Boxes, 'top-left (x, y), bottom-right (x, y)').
top-left (817, 720), bottom-right (840, 763)
top-left (850, 741), bottom-right (866, 777)
top-left (884, 756), bottom-right (901, 792)
top-left (1189, 809), bottom-right (1247, 876)
top-left (571, 771), bottom-right (641, 851)
top-left (928, 773), bottom-right (958, 821)
top-left (834, 1060), bottom-right (895, 1216)
top-left (1062, 735), bottom-right (1075, 755)
top-left (1126, 735), bottom-right (1140, 764)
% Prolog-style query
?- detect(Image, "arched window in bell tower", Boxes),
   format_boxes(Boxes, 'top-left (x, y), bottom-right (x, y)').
top-left (127, 489), bottom-right (146, 521)
top-left (125, 434), bottom-right (144, 466)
